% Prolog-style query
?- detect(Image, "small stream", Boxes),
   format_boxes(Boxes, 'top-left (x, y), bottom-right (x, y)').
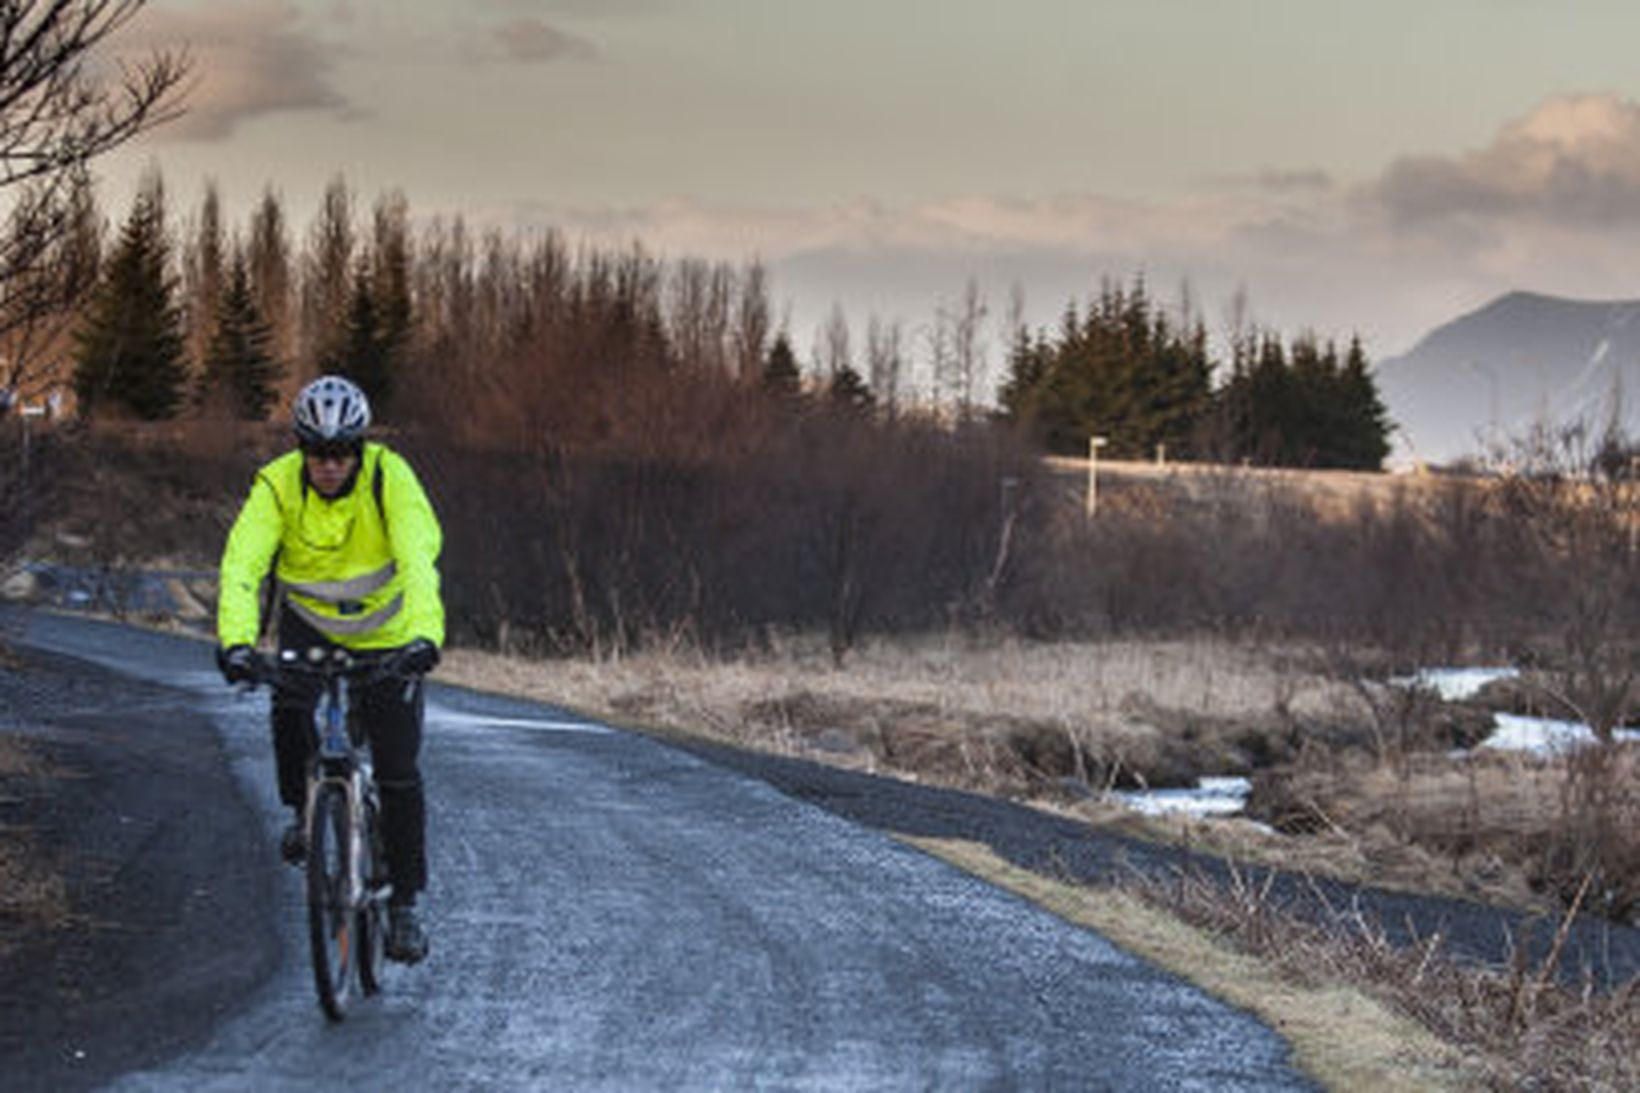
top-left (1112, 666), bottom-right (1635, 819)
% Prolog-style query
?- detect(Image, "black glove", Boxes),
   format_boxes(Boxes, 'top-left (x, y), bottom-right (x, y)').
top-left (217, 644), bottom-right (257, 685)
top-left (395, 638), bottom-right (440, 677)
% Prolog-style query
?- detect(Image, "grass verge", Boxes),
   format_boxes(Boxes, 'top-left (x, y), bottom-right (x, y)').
top-left (904, 836), bottom-right (1477, 1092)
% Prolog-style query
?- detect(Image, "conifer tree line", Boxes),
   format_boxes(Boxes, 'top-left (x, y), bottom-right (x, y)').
top-left (43, 168), bottom-right (1391, 470)
top-left (53, 170), bottom-right (781, 429)
top-left (998, 278), bottom-right (1392, 470)
top-left (1212, 329), bottom-right (1391, 470)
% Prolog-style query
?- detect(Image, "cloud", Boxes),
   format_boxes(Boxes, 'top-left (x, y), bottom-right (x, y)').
top-left (479, 0), bottom-right (667, 17)
top-left (491, 17), bottom-right (598, 63)
top-left (125, 1), bottom-right (349, 141)
top-left (509, 191), bottom-right (1255, 267)
top-left (1254, 168), bottom-right (1335, 193)
top-left (491, 93), bottom-right (1640, 358)
top-left (1372, 93), bottom-right (1640, 226)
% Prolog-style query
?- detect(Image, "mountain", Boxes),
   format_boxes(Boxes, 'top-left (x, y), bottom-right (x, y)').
top-left (1373, 291), bottom-right (1640, 466)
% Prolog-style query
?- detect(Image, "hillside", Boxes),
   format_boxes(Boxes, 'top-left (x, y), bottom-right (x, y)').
top-left (1373, 291), bottom-right (1640, 466)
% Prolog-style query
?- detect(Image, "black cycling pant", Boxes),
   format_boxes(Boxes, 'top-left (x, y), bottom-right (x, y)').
top-left (271, 610), bottom-right (427, 902)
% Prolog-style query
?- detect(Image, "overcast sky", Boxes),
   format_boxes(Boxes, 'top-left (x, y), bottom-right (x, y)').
top-left (100, 0), bottom-right (1640, 364)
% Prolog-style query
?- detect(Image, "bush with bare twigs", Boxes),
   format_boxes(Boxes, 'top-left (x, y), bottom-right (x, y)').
top-left (1122, 860), bottom-right (1639, 1089)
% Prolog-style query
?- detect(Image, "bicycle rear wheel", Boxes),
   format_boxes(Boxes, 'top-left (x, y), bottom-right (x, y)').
top-left (307, 782), bottom-right (356, 1021)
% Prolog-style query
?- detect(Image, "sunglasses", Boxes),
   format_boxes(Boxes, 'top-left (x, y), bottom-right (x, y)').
top-left (301, 440), bottom-right (361, 462)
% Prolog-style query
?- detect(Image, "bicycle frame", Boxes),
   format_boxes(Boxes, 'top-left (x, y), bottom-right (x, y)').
top-left (300, 650), bottom-right (379, 911)
top-left (259, 646), bottom-right (398, 1020)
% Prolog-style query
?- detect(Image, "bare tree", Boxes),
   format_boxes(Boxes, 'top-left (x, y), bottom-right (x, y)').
top-left (927, 304), bottom-right (954, 415)
top-left (817, 302), bottom-right (851, 381)
top-left (0, 166), bottom-right (100, 402)
top-left (414, 214), bottom-right (474, 367)
top-left (951, 276), bottom-right (988, 421)
top-left (473, 226), bottom-right (513, 361)
top-left (0, 0), bottom-right (188, 404)
top-left (668, 258), bottom-right (731, 373)
top-left (523, 228), bottom-right (569, 336)
top-left (370, 188), bottom-right (412, 369)
top-left (181, 178), bottom-right (223, 376)
top-left (731, 259), bottom-right (769, 384)
top-left (1220, 283), bottom-right (1255, 373)
top-left (866, 313), bottom-right (903, 419)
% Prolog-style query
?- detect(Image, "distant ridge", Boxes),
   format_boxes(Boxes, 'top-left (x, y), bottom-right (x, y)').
top-left (1373, 291), bottom-right (1640, 465)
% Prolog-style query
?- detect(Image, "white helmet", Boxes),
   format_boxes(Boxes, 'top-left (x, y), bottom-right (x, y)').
top-left (292, 375), bottom-right (371, 446)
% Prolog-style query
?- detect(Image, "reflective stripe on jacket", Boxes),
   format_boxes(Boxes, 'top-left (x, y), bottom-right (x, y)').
top-left (217, 441), bottom-right (445, 650)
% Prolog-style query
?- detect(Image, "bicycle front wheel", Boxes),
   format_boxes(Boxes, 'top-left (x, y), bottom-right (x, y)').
top-left (357, 797), bottom-right (387, 996)
top-left (307, 782), bottom-right (356, 1021)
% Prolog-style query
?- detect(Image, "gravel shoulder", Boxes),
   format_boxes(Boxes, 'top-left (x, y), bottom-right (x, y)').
top-left (0, 642), bottom-right (278, 1093)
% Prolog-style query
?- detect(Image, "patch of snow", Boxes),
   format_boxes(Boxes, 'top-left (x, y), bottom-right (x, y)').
top-left (1477, 713), bottom-right (1640, 757)
top-left (1110, 776), bottom-right (1251, 818)
top-left (1391, 667), bottom-right (1518, 701)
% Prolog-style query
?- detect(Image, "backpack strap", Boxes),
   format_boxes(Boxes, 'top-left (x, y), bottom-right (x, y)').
top-left (373, 454), bottom-right (387, 537)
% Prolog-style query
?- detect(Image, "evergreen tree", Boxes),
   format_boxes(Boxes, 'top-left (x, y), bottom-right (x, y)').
top-left (247, 187), bottom-right (294, 368)
top-left (1333, 336), bottom-right (1391, 469)
top-left (828, 363), bottom-right (874, 412)
top-left (303, 175), bottom-right (354, 374)
top-left (996, 303), bottom-right (1047, 421)
top-left (183, 181), bottom-right (225, 370)
top-left (1211, 330), bottom-right (1391, 469)
top-left (199, 250), bottom-right (282, 420)
top-left (763, 332), bottom-right (801, 396)
top-left (1145, 316), bottom-right (1212, 457)
top-left (1242, 334), bottom-right (1293, 463)
top-left (997, 279), bottom-right (1211, 459)
top-left (73, 174), bottom-right (187, 420)
top-left (335, 258), bottom-right (393, 407)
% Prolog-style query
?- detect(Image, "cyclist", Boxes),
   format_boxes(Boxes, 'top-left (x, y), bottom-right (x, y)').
top-left (215, 374), bottom-right (443, 964)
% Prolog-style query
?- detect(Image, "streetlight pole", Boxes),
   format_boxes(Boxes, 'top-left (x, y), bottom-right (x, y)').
top-left (1086, 435), bottom-right (1108, 519)
top-left (20, 402), bottom-right (44, 528)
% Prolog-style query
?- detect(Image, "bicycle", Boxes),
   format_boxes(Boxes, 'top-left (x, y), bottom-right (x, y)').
top-left (248, 646), bottom-right (405, 1022)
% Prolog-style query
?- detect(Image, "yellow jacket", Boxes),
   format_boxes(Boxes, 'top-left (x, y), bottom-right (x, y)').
top-left (217, 442), bottom-right (444, 650)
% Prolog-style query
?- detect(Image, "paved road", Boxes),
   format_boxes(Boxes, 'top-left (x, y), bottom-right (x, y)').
top-left (3, 611), bottom-right (1311, 1090)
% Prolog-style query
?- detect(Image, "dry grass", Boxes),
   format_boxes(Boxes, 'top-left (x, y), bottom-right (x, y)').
top-left (912, 836), bottom-right (1639, 1091)
top-left (1044, 456), bottom-right (1469, 521)
top-left (1118, 855), bottom-right (1640, 1092)
top-left (907, 836), bottom-right (1479, 1092)
top-left (1256, 746), bottom-right (1640, 919)
top-left (441, 631), bottom-right (1364, 792)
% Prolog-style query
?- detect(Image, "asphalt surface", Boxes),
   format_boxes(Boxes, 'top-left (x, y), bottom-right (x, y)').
top-left (1, 610), bottom-right (1315, 1091)
top-left (674, 743), bottom-right (1640, 989)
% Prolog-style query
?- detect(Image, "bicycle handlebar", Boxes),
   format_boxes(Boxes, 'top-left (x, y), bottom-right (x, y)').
top-left (238, 646), bottom-right (422, 691)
